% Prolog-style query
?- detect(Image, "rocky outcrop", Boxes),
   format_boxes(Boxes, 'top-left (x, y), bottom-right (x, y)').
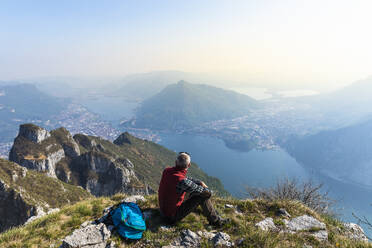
top-left (14, 148), bottom-right (64, 178)
top-left (18, 124), bottom-right (51, 143)
top-left (54, 128), bottom-right (81, 158)
top-left (255, 214), bottom-right (329, 242)
top-left (60, 223), bottom-right (111, 248)
top-left (342, 223), bottom-right (369, 242)
top-left (255, 217), bottom-right (278, 231)
top-left (0, 158), bottom-right (91, 233)
top-left (9, 125), bottom-right (65, 178)
top-left (9, 124), bottom-right (148, 197)
top-left (165, 229), bottom-right (233, 248)
top-left (0, 179), bottom-right (35, 232)
top-left (285, 215), bottom-right (326, 232)
top-left (74, 151), bottom-right (145, 196)
top-left (211, 232), bottom-right (232, 247)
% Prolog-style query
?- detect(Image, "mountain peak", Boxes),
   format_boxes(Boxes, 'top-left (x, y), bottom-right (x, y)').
top-left (113, 132), bottom-right (136, 145)
top-left (18, 123), bottom-right (50, 143)
top-left (129, 82), bottom-right (259, 130)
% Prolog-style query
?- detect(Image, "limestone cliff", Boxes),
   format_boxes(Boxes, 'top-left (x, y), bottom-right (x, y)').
top-left (0, 158), bottom-right (90, 232)
top-left (9, 124), bottom-right (68, 178)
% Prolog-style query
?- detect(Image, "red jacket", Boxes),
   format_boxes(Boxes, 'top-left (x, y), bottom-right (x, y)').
top-left (158, 166), bottom-right (187, 217)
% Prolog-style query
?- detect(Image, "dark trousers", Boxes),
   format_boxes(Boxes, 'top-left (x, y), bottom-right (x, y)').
top-left (169, 195), bottom-right (219, 224)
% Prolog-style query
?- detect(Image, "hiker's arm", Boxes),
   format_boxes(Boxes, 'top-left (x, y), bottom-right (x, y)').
top-left (176, 178), bottom-right (211, 197)
top-left (189, 177), bottom-right (208, 188)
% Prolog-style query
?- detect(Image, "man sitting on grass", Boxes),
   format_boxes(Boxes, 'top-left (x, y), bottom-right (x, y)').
top-left (158, 152), bottom-right (227, 226)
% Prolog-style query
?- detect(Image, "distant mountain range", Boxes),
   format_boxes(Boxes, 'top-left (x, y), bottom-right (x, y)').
top-left (289, 77), bottom-right (372, 129)
top-left (285, 116), bottom-right (372, 187)
top-left (108, 71), bottom-right (244, 101)
top-left (123, 81), bottom-right (259, 130)
top-left (0, 84), bottom-right (69, 142)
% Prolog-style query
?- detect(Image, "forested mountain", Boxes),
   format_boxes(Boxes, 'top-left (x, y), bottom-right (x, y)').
top-left (125, 81), bottom-right (259, 130)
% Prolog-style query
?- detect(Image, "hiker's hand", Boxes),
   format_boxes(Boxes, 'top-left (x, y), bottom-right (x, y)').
top-left (200, 181), bottom-right (208, 188)
top-left (201, 189), bottom-right (212, 198)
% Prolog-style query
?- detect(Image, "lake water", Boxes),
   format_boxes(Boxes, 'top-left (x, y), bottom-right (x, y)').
top-left (79, 96), bottom-right (372, 236)
top-left (159, 133), bottom-right (372, 236)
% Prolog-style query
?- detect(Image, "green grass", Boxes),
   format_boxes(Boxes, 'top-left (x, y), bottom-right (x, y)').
top-left (1, 194), bottom-right (368, 248)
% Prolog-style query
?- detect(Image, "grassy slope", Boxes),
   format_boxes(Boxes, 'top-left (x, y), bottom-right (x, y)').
top-left (0, 194), bottom-right (370, 248)
top-left (0, 159), bottom-right (91, 209)
top-left (76, 133), bottom-right (228, 197)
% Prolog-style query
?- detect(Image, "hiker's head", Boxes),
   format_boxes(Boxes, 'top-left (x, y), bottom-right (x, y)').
top-left (175, 152), bottom-right (191, 169)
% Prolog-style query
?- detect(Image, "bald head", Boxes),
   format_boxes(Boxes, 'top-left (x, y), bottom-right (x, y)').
top-left (176, 152), bottom-right (191, 169)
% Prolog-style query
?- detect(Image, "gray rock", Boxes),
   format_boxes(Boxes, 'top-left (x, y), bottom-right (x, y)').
top-left (197, 230), bottom-right (216, 240)
top-left (20, 167), bottom-right (27, 177)
top-left (181, 229), bottom-right (200, 247)
top-left (80, 152), bottom-right (147, 196)
top-left (160, 225), bottom-right (173, 231)
top-left (225, 204), bottom-right (234, 209)
top-left (285, 215), bottom-right (326, 232)
top-left (172, 229), bottom-right (200, 247)
top-left (255, 217), bottom-right (277, 231)
top-left (25, 207), bottom-right (59, 224)
top-left (15, 148), bottom-right (65, 178)
top-left (11, 170), bottom-right (18, 182)
top-left (123, 195), bottom-right (146, 203)
top-left (342, 223), bottom-right (368, 242)
top-left (18, 124), bottom-right (50, 143)
top-left (212, 232), bottom-right (232, 247)
top-left (123, 159), bottom-right (134, 168)
top-left (0, 179), bottom-right (36, 232)
top-left (80, 220), bottom-right (95, 228)
top-left (60, 223), bottom-right (111, 248)
top-left (303, 245), bottom-right (313, 248)
top-left (311, 230), bottom-right (328, 241)
top-left (62, 142), bottom-right (80, 158)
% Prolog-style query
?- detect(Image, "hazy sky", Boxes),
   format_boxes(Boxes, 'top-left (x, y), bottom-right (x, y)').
top-left (1, 0), bottom-right (372, 91)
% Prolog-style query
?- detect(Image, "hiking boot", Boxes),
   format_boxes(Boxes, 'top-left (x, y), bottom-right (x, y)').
top-left (210, 216), bottom-right (231, 227)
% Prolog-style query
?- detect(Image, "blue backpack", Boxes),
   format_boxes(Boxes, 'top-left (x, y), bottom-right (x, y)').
top-left (111, 202), bottom-right (146, 240)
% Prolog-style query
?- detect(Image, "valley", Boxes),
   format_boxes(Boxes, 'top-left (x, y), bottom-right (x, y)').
top-left (1, 76), bottom-right (372, 237)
